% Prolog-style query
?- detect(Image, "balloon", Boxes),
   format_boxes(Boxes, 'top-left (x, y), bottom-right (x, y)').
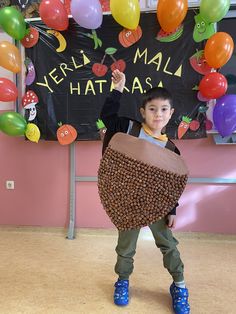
top-left (213, 95), bottom-right (236, 137)
top-left (0, 41), bottom-right (21, 73)
top-left (0, 112), bottom-right (27, 136)
top-left (39, 0), bottom-right (69, 31)
top-left (110, 0), bottom-right (140, 30)
top-left (25, 123), bottom-right (40, 143)
top-left (0, 78), bottom-right (18, 102)
top-left (0, 7), bottom-right (26, 40)
top-left (200, 0), bottom-right (230, 23)
top-left (204, 32), bottom-right (234, 69)
top-left (199, 72), bottom-right (228, 99)
top-left (71, 0), bottom-right (103, 29)
top-left (157, 0), bottom-right (188, 32)
top-left (197, 91), bottom-right (210, 102)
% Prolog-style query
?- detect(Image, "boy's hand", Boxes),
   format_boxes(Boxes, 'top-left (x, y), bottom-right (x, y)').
top-left (167, 215), bottom-right (176, 229)
top-left (112, 69), bottom-right (126, 93)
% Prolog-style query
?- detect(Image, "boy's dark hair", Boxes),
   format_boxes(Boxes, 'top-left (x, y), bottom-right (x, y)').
top-left (141, 87), bottom-right (173, 108)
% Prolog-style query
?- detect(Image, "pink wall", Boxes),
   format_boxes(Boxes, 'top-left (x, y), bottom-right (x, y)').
top-left (174, 137), bottom-right (236, 234)
top-left (0, 132), bottom-right (236, 234)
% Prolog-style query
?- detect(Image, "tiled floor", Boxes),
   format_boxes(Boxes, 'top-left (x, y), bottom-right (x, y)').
top-left (0, 227), bottom-right (235, 314)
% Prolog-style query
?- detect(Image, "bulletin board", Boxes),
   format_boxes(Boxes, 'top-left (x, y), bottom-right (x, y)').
top-left (24, 10), bottom-right (206, 141)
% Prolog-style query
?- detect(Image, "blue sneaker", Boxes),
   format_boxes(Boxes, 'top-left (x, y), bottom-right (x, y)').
top-left (170, 282), bottom-right (190, 314)
top-left (114, 279), bottom-right (129, 306)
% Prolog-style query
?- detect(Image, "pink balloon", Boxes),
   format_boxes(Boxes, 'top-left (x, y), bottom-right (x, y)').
top-left (71, 0), bottom-right (103, 29)
top-left (197, 91), bottom-right (211, 102)
top-left (0, 78), bottom-right (18, 102)
top-left (39, 0), bottom-right (69, 31)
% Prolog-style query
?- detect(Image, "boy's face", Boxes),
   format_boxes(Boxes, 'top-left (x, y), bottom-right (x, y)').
top-left (140, 98), bottom-right (174, 134)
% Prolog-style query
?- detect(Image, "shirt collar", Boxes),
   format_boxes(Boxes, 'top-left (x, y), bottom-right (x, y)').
top-left (142, 123), bottom-right (168, 142)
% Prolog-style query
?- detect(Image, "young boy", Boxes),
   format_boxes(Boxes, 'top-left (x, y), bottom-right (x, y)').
top-left (100, 70), bottom-right (190, 314)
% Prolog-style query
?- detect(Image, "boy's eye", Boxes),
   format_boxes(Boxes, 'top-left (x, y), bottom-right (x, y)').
top-left (147, 107), bottom-right (155, 111)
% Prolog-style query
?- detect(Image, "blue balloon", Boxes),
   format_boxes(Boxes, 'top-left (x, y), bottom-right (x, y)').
top-left (213, 94), bottom-right (236, 137)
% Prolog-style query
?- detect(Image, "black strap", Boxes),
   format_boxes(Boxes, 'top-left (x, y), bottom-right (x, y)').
top-left (128, 121), bottom-right (142, 137)
top-left (165, 140), bottom-right (176, 152)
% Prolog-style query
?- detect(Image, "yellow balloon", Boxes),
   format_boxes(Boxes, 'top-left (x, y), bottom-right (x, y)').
top-left (111, 0), bottom-right (140, 30)
top-left (25, 123), bottom-right (40, 143)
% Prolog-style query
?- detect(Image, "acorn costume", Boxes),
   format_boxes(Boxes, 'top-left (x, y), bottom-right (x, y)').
top-left (98, 90), bottom-right (188, 231)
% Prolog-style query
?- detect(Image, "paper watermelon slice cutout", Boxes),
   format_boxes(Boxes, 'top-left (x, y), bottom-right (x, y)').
top-left (156, 25), bottom-right (183, 43)
top-left (189, 50), bottom-right (213, 75)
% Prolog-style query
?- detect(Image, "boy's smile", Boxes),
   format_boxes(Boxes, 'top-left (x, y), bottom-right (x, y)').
top-left (140, 98), bottom-right (174, 136)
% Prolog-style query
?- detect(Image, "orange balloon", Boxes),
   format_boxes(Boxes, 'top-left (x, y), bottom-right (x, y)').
top-left (204, 32), bottom-right (234, 69)
top-left (157, 0), bottom-right (188, 32)
top-left (0, 41), bottom-right (21, 73)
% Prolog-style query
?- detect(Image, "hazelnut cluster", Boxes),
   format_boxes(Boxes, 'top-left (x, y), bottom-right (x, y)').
top-left (98, 147), bottom-right (188, 231)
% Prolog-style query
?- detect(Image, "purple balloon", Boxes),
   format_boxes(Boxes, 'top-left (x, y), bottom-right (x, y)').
top-left (213, 94), bottom-right (236, 137)
top-left (71, 0), bottom-right (103, 29)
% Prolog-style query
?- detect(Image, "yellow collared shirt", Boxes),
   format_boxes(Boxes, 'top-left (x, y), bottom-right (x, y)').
top-left (142, 123), bottom-right (168, 142)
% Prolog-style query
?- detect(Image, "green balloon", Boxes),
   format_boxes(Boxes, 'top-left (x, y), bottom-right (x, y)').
top-left (0, 6), bottom-right (26, 40)
top-left (200, 0), bottom-right (230, 23)
top-left (0, 112), bottom-right (27, 136)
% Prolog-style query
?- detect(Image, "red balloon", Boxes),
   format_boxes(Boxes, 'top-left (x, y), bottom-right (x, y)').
top-left (0, 78), bottom-right (18, 102)
top-left (199, 72), bottom-right (228, 99)
top-left (39, 0), bottom-right (69, 31)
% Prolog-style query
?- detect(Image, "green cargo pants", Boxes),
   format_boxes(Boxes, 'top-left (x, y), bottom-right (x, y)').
top-left (115, 218), bottom-right (184, 282)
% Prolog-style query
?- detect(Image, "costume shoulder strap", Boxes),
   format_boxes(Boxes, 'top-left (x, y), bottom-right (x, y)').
top-left (165, 139), bottom-right (176, 152)
top-left (166, 139), bottom-right (180, 155)
top-left (128, 120), bottom-right (141, 137)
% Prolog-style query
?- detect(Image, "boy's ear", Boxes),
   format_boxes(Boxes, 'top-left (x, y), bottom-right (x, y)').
top-left (170, 108), bottom-right (174, 117)
top-left (140, 107), bottom-right (145, 119)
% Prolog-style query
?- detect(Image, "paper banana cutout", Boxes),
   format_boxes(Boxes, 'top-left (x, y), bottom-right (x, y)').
top-left (46, 30), bottom-right (67, 53)
top-left (24, 57), bottom-right (36, 86)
